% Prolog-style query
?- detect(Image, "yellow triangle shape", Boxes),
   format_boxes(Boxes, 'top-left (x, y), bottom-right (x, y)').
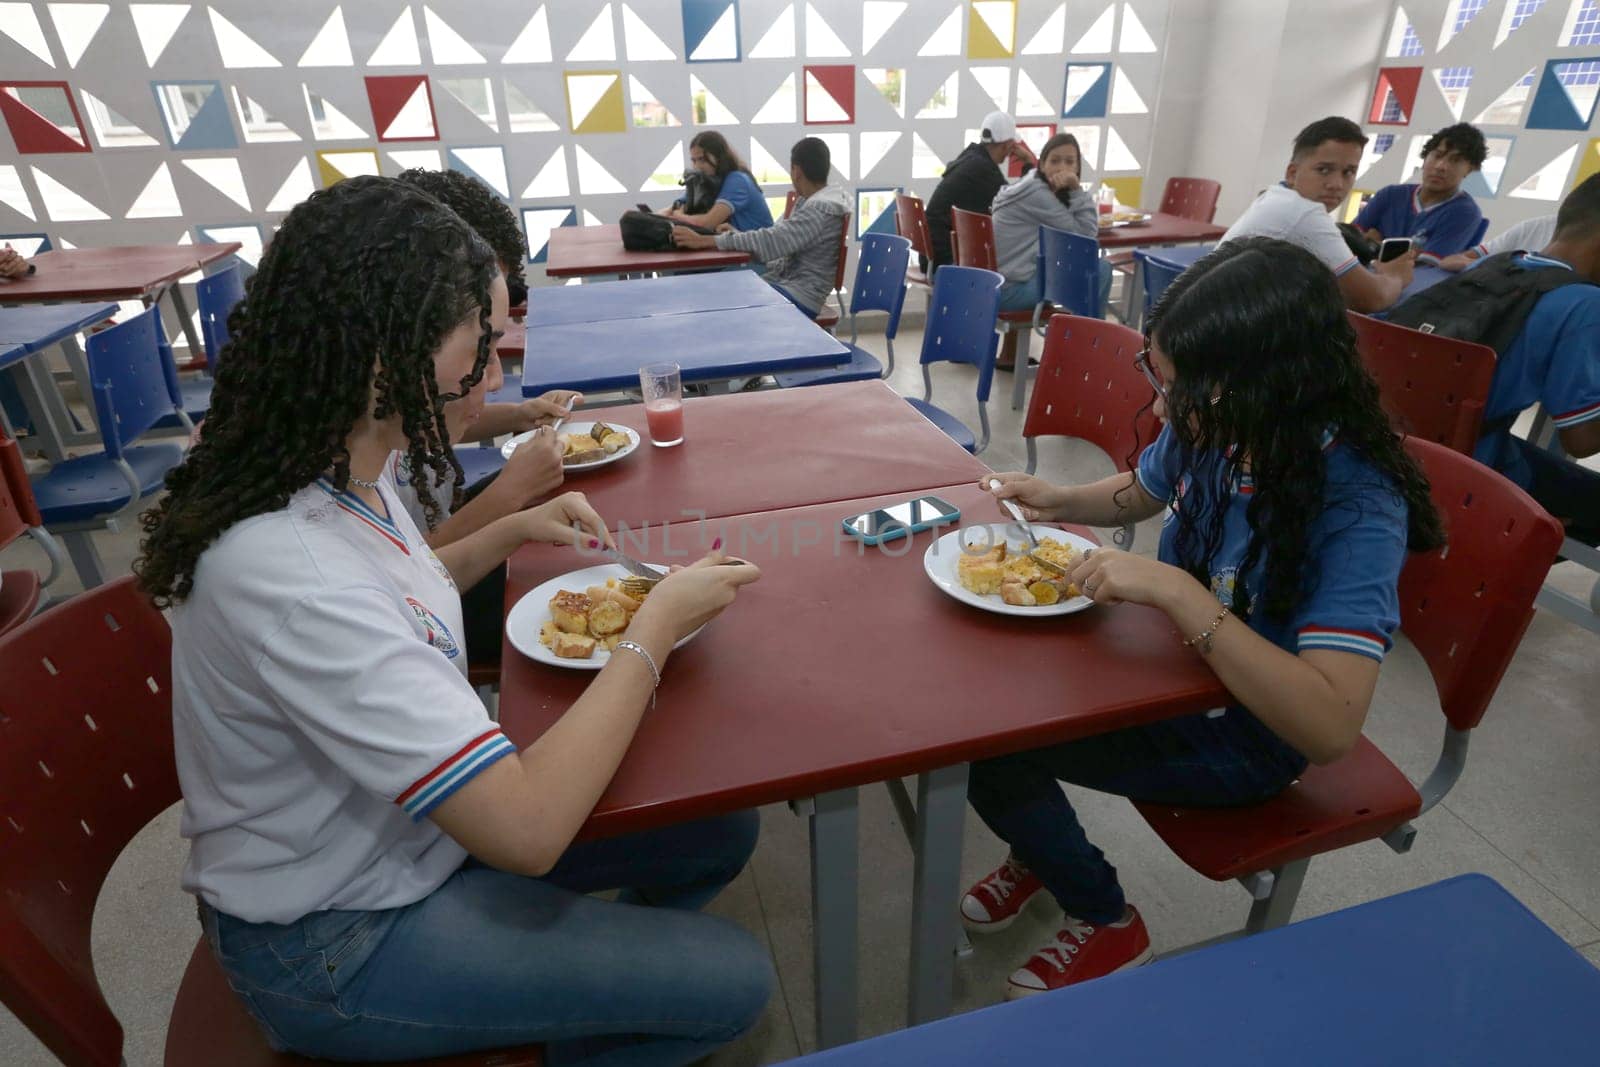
top-left (1102, 176), bottom-right (1143, 208)
top-left (573, 74), bottom-right (626, 133)
top-left (967, 5), bottom-right (1011, 59)
top-left (1573, 137), bottom-right (1600, 191)
top-left (317, 152), bottom-right (347, 188)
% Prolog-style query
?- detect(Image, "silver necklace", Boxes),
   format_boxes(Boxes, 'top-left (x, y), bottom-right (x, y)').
top-left (346, 472), bottom-right (381, 490)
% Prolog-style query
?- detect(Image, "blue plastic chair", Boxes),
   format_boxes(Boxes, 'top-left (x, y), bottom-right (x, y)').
top-left (775, 233), bottom-right (911, 388)
top-left (28, 305), bottom-right (190, 587)
top-left (159, 264), bottom-right (247, 429)
top-left (1134, 249), bottom-right (1188, 325)
top-left (1466, 216), bottom-right (1490, 250)
top-left (1011, 226), bottom-right (1103, 412)
top-left (905, 265), bottom-right (1003, 454)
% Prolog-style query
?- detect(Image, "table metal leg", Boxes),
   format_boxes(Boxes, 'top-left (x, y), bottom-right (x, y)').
top-left (809, 787), bottom-right (860, 1050)
top-left (163, 282), bottom-right (206, 363)
top-left (907, 762), bottom-right (969, 1027)
top-left (11, 358), bottom-right (77, 461)
top-left (55, 334), bottom-right (100, 435)
top-left (61, 530), bottom-right (108, 589)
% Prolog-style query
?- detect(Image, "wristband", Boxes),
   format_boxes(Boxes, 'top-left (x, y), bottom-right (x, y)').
top-left (1183, 605), bottom-right (1230, 655)
top-left (615, 640), bottom-right (660, 708)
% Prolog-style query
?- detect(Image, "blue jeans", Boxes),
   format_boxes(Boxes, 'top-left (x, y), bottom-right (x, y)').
top-left (998, 259), bottom-right (1116, 316)
top-left (967, 710), bottom-right (1306, 924)
top-left (201, 811), bottom-right (773, 1065)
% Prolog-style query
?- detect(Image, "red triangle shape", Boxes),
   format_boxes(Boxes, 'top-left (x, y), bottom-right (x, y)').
top-left (0, 83), bottom-right (91, 154)
top-left (364, 75), bottom-right (434, 142)
top-left (1368, 66), bottom-right (1422, 125)
top-left (805, 64), bottom-right (856, 125)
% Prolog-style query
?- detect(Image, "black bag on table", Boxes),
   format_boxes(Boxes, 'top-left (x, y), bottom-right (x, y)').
top-left (620, 210), bottom-right (674, 251)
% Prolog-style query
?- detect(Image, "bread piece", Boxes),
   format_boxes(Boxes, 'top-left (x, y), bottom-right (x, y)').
top-left (957, 546), bottom-right (1007, 595)
top-left (1000, 581), bottom-right (1037, 607)
top-left (552, 631), bottom-right (597, 659)
top-left (565, 446), bottom-right (606, 466)
top-left (589, 599), bottom-right (629, 636)
top-left (600, 431), bottom-right (631, 454)
top-left (549, 591), bottom-right (592, 634)
top-left (539, 620), bottom-right (560, 647)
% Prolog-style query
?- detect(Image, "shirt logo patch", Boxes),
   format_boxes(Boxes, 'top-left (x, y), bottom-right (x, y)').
top-left (405, 597), bottom-right (459, 659)
top-left (1210, 566), bottom-right (1239, 610)
top-left (424, 547), bottom-right (456, 590)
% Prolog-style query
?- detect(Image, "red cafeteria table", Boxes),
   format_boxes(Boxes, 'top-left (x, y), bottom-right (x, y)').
top-left (544, 224), bottom-right (750, 279)
top-left (499, 482), bottom-right (1229, 1049)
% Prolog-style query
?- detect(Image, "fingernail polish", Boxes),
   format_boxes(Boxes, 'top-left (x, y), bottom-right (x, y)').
top-left (712, 537), bottom-right (722, 550)
top-left (588, 538), bottom-right (600, 549)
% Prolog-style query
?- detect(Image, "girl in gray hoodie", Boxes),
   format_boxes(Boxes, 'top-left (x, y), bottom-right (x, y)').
top-left (991, 133), bottom-right (1108, 313)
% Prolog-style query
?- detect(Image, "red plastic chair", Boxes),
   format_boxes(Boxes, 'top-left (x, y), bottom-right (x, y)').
top-left (1157, 177), bottom-right (1222, 223)
top-left (1022, 315), bottom-right (1159, 546)
top-left (813, 213), bottom-right (851, 333)
top-left (952, 206), bottom-right (1042, 361)
top-left (1134, 438), bottom-right (1564, 936)
top-left (0, 576), bottom-right (542, 1066)
top-left (0, 426), bottom-right (63, 631)
top-left (894, 191), bottom-right (934, 289)
top-left (782, 189), bottom-right (798, 219)
top-left (1347, 311), bottom-right (1497, 456)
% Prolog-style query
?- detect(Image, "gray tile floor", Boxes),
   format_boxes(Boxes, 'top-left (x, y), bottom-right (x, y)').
top-left (3, 318), bottom-right (1598, 1066)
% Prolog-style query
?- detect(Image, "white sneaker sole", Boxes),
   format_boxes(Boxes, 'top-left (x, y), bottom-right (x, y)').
top-left (961, 886), bottom-right (1059, 935)
top-left (1003, 946), bottom-right (1156, 1000)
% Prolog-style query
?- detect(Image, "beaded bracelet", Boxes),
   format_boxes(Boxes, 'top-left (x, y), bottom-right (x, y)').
top-left (1183, 605), bottom-right (1230, 655)
top-left (615, 640), bottom-right (660, 708)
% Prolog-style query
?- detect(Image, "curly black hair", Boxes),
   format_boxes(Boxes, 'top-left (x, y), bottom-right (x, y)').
top-left (1421, 123), bottom-right (1487, 169)
top-left (396, 167), bottom-right (528, 305)
top-left (1137, 236), bottom-right (1445, 624)
top-left (135, 175), bottom-right (498, 607)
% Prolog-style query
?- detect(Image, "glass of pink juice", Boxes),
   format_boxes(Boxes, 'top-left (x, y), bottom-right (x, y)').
top-left (639, 361), bottom-right (684, 447)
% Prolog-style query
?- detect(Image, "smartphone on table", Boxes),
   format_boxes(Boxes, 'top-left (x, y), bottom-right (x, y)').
top-left (842, 496), bottom-right (961, 546)
top-left (1378, 237), bottom-right (1414, 263)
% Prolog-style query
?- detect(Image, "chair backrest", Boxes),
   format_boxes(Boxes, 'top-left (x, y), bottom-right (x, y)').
top-left (84, 304), bottom-right (186, 459)
top-left (950, 207), bottom-right (997, 271)
top-left (850, 233), bottom-right (912, 337)
top-left (1347, 311), bottom-right (1497, 455)
top-left (195, 264), bottom-right (245, 369)
top-left (0, 425), bottom-right (40, 551)
top-left (920, 265), bottom-right (1003, 402)
top-left (1158, 177), bottom-right (1222, 223)
top-left (1024, 314), bottom-right (1158, 472)
top-left (1037, 225), bottom-right (1102, 318)
top-left (1467, 216), bottom-right (1490, 249)
top-left (831, 212), bottom-right (851, 293)
top-left (894, 192), bottom-right (933, 260)
top-left (0, 577), bottom-right (178, 1066)
top-left (1135, 249), bottom-right (1188, 320)
top-left (1399, 438), bottom-right (1563, 732)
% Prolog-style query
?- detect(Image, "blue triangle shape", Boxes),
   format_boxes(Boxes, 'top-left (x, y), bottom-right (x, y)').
top-left (1526, 61), bottom-right (1589, 130)
top-left (1062, 64), bottom-right (1111, 120)
top-left (682, 0), bottom-right (739, 61)
top-left (171, 82), bottom-right (239, 150)
top-left (863, 202), bottom-right (898, 236)
top-left (526, 206), bottom-right (576, 264)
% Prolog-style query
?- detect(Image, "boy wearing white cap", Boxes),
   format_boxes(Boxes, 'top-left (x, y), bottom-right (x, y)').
top-left (924, 110), bottom-right (1036, 276)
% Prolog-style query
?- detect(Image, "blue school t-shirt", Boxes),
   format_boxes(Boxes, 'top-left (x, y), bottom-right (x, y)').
top-left (1353, 184), bottom-right (1482, 256)
top-left (1472, 253), bottom-right (1600, 490)
top-left (716, 171), bottom-right (774, 232)
top-left (1137, 424), bottom-right (1409, 666)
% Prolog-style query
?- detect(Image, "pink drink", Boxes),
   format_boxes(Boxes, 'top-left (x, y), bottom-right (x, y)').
top-left (645, 399), bottom-right (684, 447)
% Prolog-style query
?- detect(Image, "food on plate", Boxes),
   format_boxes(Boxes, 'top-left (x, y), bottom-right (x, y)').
top-left (540, 577), bottom-right (653, 659)
top-left (1111, 210), bottom-right (1149, 224)
top-left (557, 422), bottom-right (633, 466)
top-left (955, 536), bottom-right (1085, 607)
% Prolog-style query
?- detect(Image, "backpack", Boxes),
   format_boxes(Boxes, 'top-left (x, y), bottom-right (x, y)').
top-left (679, 169), bottom-right (721, 215)
top-left (1385, 251), bottom-right (1591, 435)
top-left (619, 210), bottom-right (674, 251)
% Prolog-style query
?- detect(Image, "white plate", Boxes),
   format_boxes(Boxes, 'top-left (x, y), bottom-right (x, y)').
top-left (501, 422), bottom-right (641, 472)
top-left (505, 563), bottom-right (704, 670)
top-left (922, 522), bottom-right (1098, 617)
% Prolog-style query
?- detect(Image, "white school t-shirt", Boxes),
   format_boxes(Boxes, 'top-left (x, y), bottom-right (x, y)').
top-left (1220, 183), bottom-right (1360, 277)
top-left (1479, 214), bottom-right (1558, 258)
top-left (389, 450), bottom-right (458, 532)
top-left (170, 467), bottom-right (515, 924)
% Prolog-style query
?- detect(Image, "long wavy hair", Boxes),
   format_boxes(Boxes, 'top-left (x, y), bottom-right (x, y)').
top-left (396, 167), bottom-right (529, 305)
top-left (135, 175), bottom-right (498, 607)
top-left (1138, 236), bottom-right (1444, 623)
top-left (689, 130), bottom-right (750, 178)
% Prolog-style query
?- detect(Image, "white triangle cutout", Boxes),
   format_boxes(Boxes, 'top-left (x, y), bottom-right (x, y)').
top-left (688, 5), bottom-right (737, 61)
top-left (130, 4), bottom-right (190, 66)
top-left (573, 145), bottom-right (626, 195)
top-left (382, 81), bottom-right (437, 139)
top-left (568, 3), bottom-right (616, 61)
top-left (1, 3), bottom-right (55, 65)
top-left (915, 72), bottom-right (959, 118)
top-left (304, 86), bottom-right (369, 139)
top-left (1015, 69), bottom-right (1053, 116)
top-left (806, 2), bottom-right (850, 56)
top-left (752, 73), bottom-right (797, 123)
top-left (919, 5), bottom-right (962, 56)
top-left (973, 1), bottom-right (1015, 52)
top-left (82, 88), bottom-right (160, 145)
top-left (298, 5), bottom-right (353, 67)
top-left (640, 143), bottom-right (683, 191)
top-left (1111, 68), bottom-right (1147, 114)
top-left (369, 8), bottom-right (421, 65)
top-left (1102, 126), bottom-right (1139, 171)
top-left (629, 75), bottom-right (683, 125)
top-left (749, 137), bottom-right (788, 184)
top-left (321, 150), bottom-right (379, 181)
top-left (452, 148), bottom-right (509, 197)
top-left (32, 166), bottom-right (108, 221)
top-left (182, 157), bottom-right (250, 209)
top-left (1022, 3), bottom-right (1064, 53)
top-left (912, 132), bottom-right (945, 178)
top-left (208, 9), bottom-right (281, 67)
top-left (1510, 144), bottom-right (1579, 199)
top-left (423, 5), bottom-right (485, 63)
top-left (522, 146), bottom-right (570, 198)
top-left (387, 149), bottom-right (442, 171)
top-left (622, 4), bottom-right (676, 59)
top-left (1472, 70), bottom-right (1536, 124)
top-left (690, 74), bottom-right (737, 123)
top-left (505, 81), bottom-right (558, 131)
top-left (1118, 4), bottom-right (1156, 52)
top-left (48, 2), bottom-right (109, 67)
top-left (971, 67), bottom-right (1009, 111)
top-left (265, 157), bottom-right (315, 212)
top-left (438, 78), bottom-right (498, 130)
top-left (858, 130), bottom-right (901, 178)
top-left (861, 1), bottom-right (905, 53)
top-left (1072, 5), bottom-right (1115, 53)
top-left (126, 162), bottom-right (180, 217)
top-left (566, 73), bottom-right (616, 130)
top-left (816, 132), bottom-right (849, 179)
top-left (805, 70), bottom-right (850, 122)
top-left (503, 5), bottom-right (552, 63)
top-left (749, 3), bottom-right (795, 57)
top-left (0, 165), bottom-right (36, 220)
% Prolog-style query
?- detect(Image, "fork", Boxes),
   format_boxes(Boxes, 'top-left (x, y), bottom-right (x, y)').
top-left (618, 559), bottom-right (746, 598)
top-left (988, 478), bottom-right (1076, 578)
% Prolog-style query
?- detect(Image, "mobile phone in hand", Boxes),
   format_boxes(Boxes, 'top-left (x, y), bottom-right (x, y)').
top-left (1378, 237), bottom-right (1413, 263)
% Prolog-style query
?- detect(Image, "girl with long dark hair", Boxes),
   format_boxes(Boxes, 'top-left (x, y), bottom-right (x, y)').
top-left (137, 176), bottom-right (771, 1063)
top-left (961, 236), bottom-right (1443, 998)
top-left (666, 130), bottom-right (774, 232)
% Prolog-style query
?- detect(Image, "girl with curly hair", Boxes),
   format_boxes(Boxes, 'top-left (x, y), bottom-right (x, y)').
top-left (958, 236), bottom-right (1444, 998)
top-left (137, 176), bottom-right (770, 1063)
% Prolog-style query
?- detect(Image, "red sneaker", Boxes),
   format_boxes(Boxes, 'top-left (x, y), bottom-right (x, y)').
top-left (960, 856), bottom-right (1054, 933)
top-left (1004, 907), bottom-right (1154, 999)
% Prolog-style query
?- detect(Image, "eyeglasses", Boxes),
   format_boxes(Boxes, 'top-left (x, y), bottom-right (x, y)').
top-left (1134, 346), bottom-right (1166, 401)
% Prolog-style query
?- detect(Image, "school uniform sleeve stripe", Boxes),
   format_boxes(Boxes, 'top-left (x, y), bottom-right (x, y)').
top-left (397, 728), bottom-right (517, 819)
top-left (1551, 399), bottom-right (1600, 429)
top-left (1330, 256), bottom-right (1359, 277)
top-left (1297, 626), bottom-right (1388, 661)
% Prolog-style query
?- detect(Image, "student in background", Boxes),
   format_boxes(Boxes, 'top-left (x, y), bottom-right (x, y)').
top-left (671, 137), bottom-right (850, 320)
top-left (991, 132), bottom-right (1105, 314)
top-left (924, 111), bottom-right (1038, 276)
top-left (663, 131), bottom-right (774, 233)
top-left (1438, 213), bottom-right (1559, 272)
top-left (1221, 116), bottom-right (1415, 313)
top-left (1355, 123), bottom-right (1486, 256)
